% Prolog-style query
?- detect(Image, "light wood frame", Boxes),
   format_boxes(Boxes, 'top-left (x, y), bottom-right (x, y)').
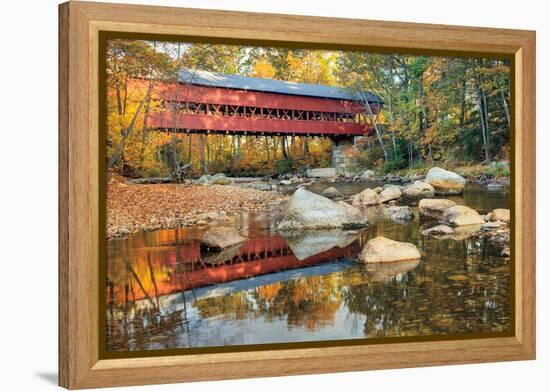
top-left (59, 1), bottom-right (536, 388)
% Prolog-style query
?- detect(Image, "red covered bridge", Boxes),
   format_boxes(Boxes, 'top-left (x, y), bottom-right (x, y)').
top-left (144, 69), bottom-right (382, 138)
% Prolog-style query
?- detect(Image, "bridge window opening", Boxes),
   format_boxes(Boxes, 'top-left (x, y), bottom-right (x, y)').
top-left (162, 99), bottom-right (364, 124)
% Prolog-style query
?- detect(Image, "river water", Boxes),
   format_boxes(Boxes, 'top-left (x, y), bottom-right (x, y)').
top-left (105, 182), bottom-right (511, 352)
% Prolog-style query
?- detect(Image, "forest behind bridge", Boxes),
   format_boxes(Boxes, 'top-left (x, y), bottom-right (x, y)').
top-left (106, 39), bottom-right (511, 179)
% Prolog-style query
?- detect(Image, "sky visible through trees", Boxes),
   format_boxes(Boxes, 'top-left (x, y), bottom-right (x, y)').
top-left (106, 39), bottom-right (510, 178)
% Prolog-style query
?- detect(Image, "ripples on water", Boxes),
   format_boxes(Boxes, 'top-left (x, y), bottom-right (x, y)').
top-left (105, 182), bottom-right (510, 352)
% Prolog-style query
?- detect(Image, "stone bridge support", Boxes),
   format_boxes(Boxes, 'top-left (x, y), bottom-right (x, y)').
top-left (331, 136), bottom-right (359, 175)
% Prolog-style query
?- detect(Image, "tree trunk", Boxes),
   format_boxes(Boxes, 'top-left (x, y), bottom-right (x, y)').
top-left (264, 136), bottom-right (270, 162)
top-left (303, 137), bottom-right (309, 167)
top-left (460, 77), bottom-right (467, 130)
top-left (365, 102), bottom-right (388, 164)
top-left (476, 90), bottom-right (491, 163)
top-left (138, 89), bottom-right (153, 174)
top-left (108, 80), bottom-right (155, 170)
top-left (497, 80), bottom-right (511, 129)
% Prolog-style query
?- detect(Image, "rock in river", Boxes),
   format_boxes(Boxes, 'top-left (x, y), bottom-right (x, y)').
top-left (423, 224), bottom-right (480, 240)
top-left (425, 167), bottom-right (466, 195)
top-left (322, 186), bottom-right (343, 200)
top-left (351, 188), bottom-right (380, 206)
top-left (418, 198), bottom-right (457, 219)
top-left (277, 188), bottom-right (368, 231)
top-left (402, 181), bottom-right (435, 199)
top-left (379, 185), bottom-right (402, 203)
top-left (488, 208), bottom-right (510, 224)
top-left (201, 226), bottom-right (247, 250)
top-left (388, 206), bottom-right (414, 222)
top-left (440, 205), bottom-right (485, 226)
top-left (422, 224), bottom-right (455, 236)
top-left (358, 236), bottom-right (421, 263)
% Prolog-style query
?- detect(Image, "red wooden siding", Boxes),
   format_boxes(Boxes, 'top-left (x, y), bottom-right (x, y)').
top-left (143, 80), bottom-right (367, 113)
top-left (128, 79), bottom-right (380, 137)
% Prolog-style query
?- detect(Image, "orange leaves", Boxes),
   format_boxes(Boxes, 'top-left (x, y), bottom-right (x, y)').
top-left (106, 181), bottom-right (285, 239)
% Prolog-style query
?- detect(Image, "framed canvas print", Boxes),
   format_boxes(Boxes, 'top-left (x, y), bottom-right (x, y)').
top-left (59, 1), bottom-right (536, 389)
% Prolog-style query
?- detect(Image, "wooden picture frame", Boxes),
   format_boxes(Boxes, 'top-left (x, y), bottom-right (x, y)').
top-left (59, 1), bottom-right (536, 388)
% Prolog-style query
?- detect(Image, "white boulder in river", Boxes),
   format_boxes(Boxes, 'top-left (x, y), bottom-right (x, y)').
top-left (358, 236), bottom-right (421, 263)
top-left (402, 181), bottom-right (435, 199)
top-left (440, 205), bottom-right (485, 226)
top-left (352, 188), bottom-right (380, 206)
top-left (277, 188), bottom-right (368, 230)
top-left (425, 167), bottom-right (466, 195)
top-left (418, 198), bottom-right (457, 219)
top-left (378, 185), bottom-right (402, 203)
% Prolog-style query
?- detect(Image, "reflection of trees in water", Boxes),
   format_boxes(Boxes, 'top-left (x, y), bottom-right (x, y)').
top-left (193, 292), bottom-right (256, 320)
top-left (106, 231), bottom-right (197, 351)
top-left (107, 304), bottom-right (188, 351)
top-left (106, 214), bottom-right (511, 351)
top-left (343, 236), bottom-right (510, 338)
top-left (254, 275), bottom-right (343, 330)
top-left (192, 275), bottom-right (344, 331)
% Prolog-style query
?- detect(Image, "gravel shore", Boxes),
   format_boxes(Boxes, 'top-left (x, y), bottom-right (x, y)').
top-left (107, 180), bottom-right (286, 239)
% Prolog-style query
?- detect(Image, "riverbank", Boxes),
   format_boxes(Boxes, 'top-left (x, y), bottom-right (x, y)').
top-left (107, 177), bottom-right (287, 239)
top-left (378, 162), bottom-right (510, 186)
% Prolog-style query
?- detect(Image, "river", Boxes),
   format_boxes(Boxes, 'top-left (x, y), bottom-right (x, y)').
top-left (105, 182), bottom-right (511, 352)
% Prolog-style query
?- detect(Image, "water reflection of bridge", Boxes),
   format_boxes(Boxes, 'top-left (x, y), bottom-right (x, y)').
top-left (107, 232), bottom-right (362, 307)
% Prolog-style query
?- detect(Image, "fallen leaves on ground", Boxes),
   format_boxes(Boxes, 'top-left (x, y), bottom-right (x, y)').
top-left (107, 182), bottom-right (286, 239)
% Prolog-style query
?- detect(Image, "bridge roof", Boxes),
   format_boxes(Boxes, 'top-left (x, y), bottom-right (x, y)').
top-left (179, 69), bottom-right (383, 104)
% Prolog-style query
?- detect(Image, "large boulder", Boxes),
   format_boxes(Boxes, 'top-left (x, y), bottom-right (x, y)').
top-left (358, 236), bottom-right (421, 263)
top-left (425, 167), bottom-right (466, 195)
top-left (352, 188), bottom-right (380, 206)
top-left (402, 181), bottom-right (435, 199)
top-left (379, 186), bottom-right (402, 203)
top-left (322, 186), bottom-right (343, 201)
top-left (277, 188), bottom-right (368, 231)
top-left (488, 208), bottom-right (510, 224)
top-left (418, 198), bottom-right (457, 219)
top-left (201, 226), bottom-right (247, 250)
top-left (440, 205), bottom-right (485, 226)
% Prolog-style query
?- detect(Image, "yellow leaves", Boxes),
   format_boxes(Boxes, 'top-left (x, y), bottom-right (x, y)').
top-left (252, 59), bottom-right (276, 79)
top-left (422, 125), bottom-right (438, 145)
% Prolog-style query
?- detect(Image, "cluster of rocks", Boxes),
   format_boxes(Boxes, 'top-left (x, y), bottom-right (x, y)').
top-left (272, 165), bottom-right (510, 264)
top-left (275, 187), bottom-right (421, 264)
top-left (192, 166), bottom-right (509, 265)
top-left (419, 197), bottom-right (511, 256)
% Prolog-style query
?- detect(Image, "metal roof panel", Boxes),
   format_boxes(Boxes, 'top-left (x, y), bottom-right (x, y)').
top-left (178, 69), bottom-right (382, 103)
